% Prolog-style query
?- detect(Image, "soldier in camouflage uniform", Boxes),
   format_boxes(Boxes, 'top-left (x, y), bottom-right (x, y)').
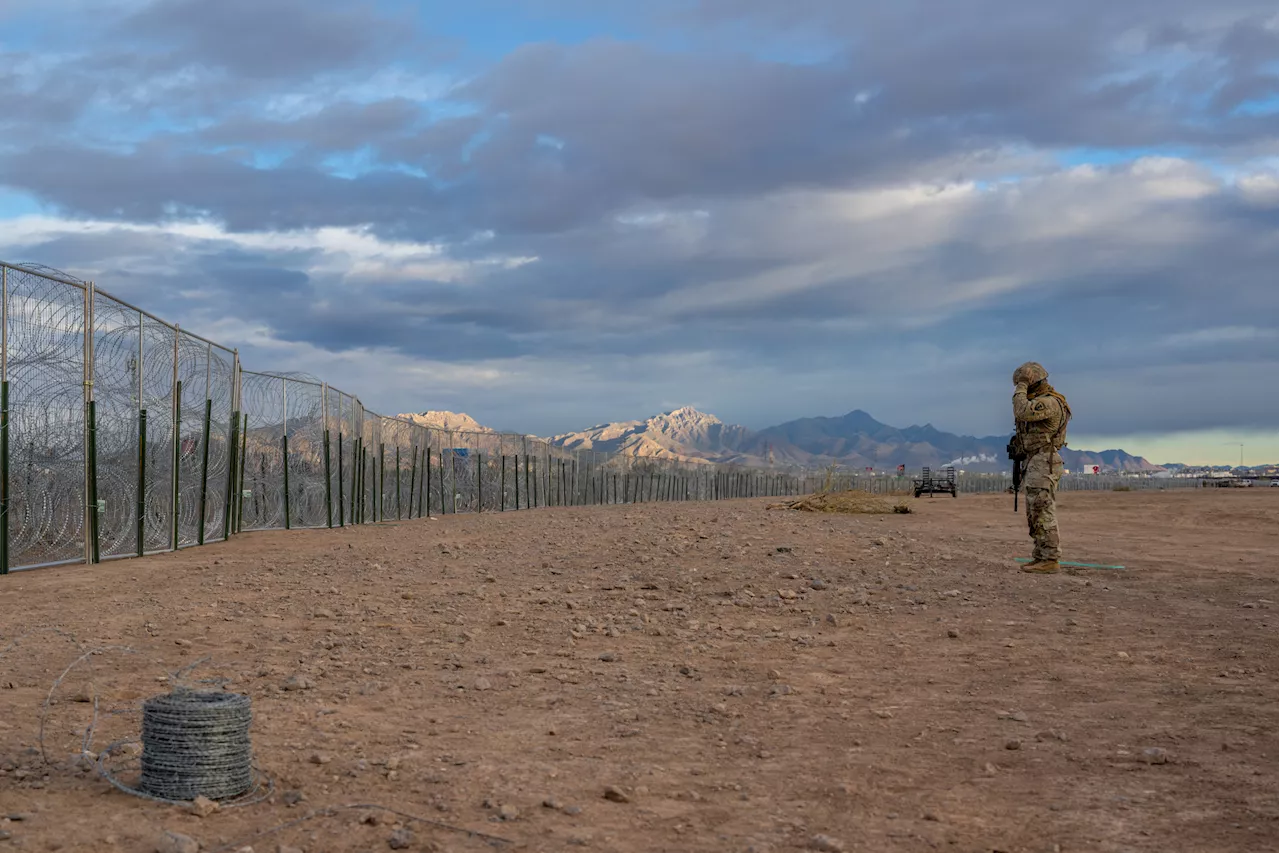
top-left (1011, 362), bottom-right (1072, 574)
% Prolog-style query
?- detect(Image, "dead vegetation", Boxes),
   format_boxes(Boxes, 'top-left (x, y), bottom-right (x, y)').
top-left (768, 489), bottom-right (911, 515)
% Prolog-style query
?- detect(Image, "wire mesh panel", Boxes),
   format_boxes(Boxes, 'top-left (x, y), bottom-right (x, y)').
top-left (379, 418), bottom-right (414, 520)
top-left (285, 379), bottom-right (326, 528)
top-left (203, 344), bottom-right (234, 543)
top-left (5, 266), bottom-right (86, 569)
top-left (91, 294), bottom-right (142, 559)
top-left (139, 317), bottom-right (176, 552)
top-left (174, 333), bottom-right (212, 547)
top-left (239, 372), bottom-right (285, 531)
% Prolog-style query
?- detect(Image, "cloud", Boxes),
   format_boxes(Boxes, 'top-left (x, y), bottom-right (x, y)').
top-left (0, 0), bottom-right (1274, 447)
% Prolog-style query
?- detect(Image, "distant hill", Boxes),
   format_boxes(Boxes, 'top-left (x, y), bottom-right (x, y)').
top-left (547, 407), bottom-right (1162, 473)
top-left (396, 410), bottom-right (494, 433)
top-left (550, 406), bottom-right (755, 465)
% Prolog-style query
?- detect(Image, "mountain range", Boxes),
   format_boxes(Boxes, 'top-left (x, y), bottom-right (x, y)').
top-left (411, 406), bottom-right (1160, 473)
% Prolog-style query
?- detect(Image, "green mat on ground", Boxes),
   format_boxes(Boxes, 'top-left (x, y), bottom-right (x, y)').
top-left (1016, 558), bottom-right (1126, 570)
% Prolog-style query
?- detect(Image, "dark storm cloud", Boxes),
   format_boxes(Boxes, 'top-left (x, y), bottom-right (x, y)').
top-left (0, 145), bottom-right (445, 233)
top-left (118, 0), bottom-right (414, 80)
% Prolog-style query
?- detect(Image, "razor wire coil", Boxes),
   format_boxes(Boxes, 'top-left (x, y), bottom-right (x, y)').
top-left (129, 690), bottom-right (256, 802)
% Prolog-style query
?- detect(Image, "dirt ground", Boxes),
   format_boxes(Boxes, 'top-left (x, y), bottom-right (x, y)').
top-left (0, 488), bottom-right (1276, 853)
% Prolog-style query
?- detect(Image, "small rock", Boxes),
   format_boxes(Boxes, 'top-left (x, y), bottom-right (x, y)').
top-left (777, 589), bottom-right (798, 601)
top-left (563, 805), bottom-right (583, 816)
top-left (983, 762), bottom-right (998, 774)
top-left (947, 628), bottom-right (960, 639)
top-left (472, 677), bottom-right (493, 691)
top-left (0, 830), bottom-right (10, 842)
top-left (598, 653), bottom-right (618, 662)
top-left (1005, 739), bottom-right (1022, 750)
top-left (308, 753), bottom-right (331, 765)
top-left (1010, 711), bottom-right (1029, 722)
top-left (498, 803), bottom-right (520, 821)
top-left (810, 579), bottom-right (827, 590)
top-left (312, 608), bottom-right (334, 619)
top-left (775, 546), bottom-right (793, 553)
top-left (809, 834), bottom-right (847, 852)
top-left (277, 846), bottom-right (304, 853)
top-left (542, 797), bottom-right (562, 810)
top-left (281, 789), bottom-right (306, 807)
top-left (5, 813), bottom-right (34, 822)
top-left (187, 796), bottom-right (219, 818)
top-left (281, 675), bottom-right (314, 691)
top-left (871, 709), bottom-right (893, 719)
top-left (156, 831), bottom-right (200, 853)
top-left (824, 613), bottom-right (838, 626)
top-left (71, 682), bottom-right (95, 703)
top-left (769, 684), bottom-right (793, 696)
top-left (602, 785), bottom-right (631, 803)
top-left (361, 812), bottom-right (383, 826)
top-left (387, 828), bottom-right (414, 849)
top-left (1142, 747), bottom-right (1171, 765)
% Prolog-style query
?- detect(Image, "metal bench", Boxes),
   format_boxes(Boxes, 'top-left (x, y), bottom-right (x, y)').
top-left (913, 466), bottom-right (957, 498)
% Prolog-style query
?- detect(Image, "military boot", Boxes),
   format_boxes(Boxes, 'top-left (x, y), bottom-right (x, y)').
top-left (1020, 560), bottom-right (1060, 574)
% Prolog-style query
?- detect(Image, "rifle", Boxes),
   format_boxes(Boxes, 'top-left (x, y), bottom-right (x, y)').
top-left (1006, 437), bottom-right (1025, 511)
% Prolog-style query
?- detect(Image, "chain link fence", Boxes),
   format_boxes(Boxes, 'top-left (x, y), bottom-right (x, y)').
top-left (0, 261), bottom-right (1209, 573)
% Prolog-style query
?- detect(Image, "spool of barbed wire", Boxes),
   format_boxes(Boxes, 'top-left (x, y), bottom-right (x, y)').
top-left (138, 690), bottom-right (254, 801)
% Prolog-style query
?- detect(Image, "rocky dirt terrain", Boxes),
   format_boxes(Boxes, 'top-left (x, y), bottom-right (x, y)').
top-left (0, 488), bottom-right (1275, 853)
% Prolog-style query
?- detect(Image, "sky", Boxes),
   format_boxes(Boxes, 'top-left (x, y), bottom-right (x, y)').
top-left (0, 0), bottom-right (1276, 466)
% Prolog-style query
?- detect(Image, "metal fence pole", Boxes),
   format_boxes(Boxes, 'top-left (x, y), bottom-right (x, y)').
top-left (222, 352), bottom-right (238, 541)
top-left (280, 377), bottom-right (291, 530)
top-left (324, 388), bottom-right (333, 528)
top-left (137, 410), bottom-right (147, 556)
top-left (85, 281), bottom-right (99, 564)
top-left (170, 326), bottom-right (181, 551)
top-left (198, 398), bottom-right (211, 545)
top-left (236, 413), bottom-right (247, 534)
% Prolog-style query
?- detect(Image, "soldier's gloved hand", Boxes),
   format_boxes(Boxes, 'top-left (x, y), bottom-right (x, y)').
top-left (1014, 381), bottom-right (1028, 393)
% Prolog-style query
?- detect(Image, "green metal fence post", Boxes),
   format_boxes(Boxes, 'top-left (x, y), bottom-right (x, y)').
top-left (172, 379), bottom-right (181, 550)
top-left (87, 399), bottom-right (99, 564)
top-left (198, 398), bottom-right (212, 545)
top-left (137, 410), bottom-right (147, 556)
top-left (349, 436), bottom-right (359, 524)
top-left (337, 433), bottom-right (345, 527)
top-left (224, 409), bottom-right (239, 541)
top-left (236, 413), bottom-right (247, 533)
top-left (282, 433), bottom-right (291, 530)
top-left (324, 429), bottom-right (333, 528)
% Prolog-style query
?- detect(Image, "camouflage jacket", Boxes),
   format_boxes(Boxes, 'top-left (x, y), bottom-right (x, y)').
top-left (1012, 387), bottom-right (1068, 456)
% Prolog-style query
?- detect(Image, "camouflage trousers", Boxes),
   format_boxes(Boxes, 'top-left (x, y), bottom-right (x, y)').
top-left (1024, 450), bottom-right (1062, 562)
